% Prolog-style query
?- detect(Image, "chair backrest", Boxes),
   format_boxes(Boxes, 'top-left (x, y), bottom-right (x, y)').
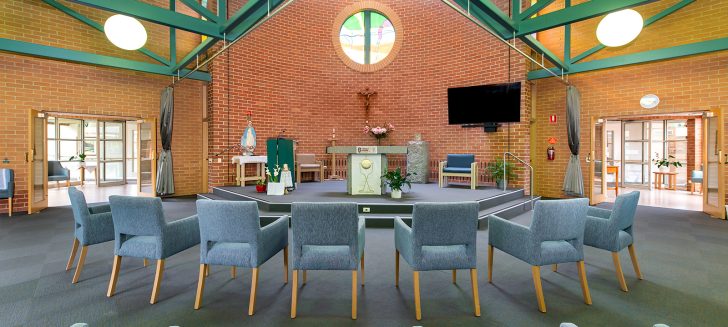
top-left (296, 154), bottom-right (316, 165)
top-left (411, 202), bottom-right (478, 247)
top-left (48, 161), bottom-right (66, 176)
top-left (610, 191), bottom-right (640, 231)
top-left (68, 187), bottom-right (90, 225)
top-left (109, 195), bottom-right (166, 236)
top-left (446, 154), bottom-right (475, 168)
top-left (530, 198), bottom-right (589, 242)
top-left (691, 170), bottom-right (703, 180)
top-left (196, 200), bottom-right (260, 243)
top-left (0, 169), bottom-right (13, 194)
top-left (291, 202), bottom-right (358, 246)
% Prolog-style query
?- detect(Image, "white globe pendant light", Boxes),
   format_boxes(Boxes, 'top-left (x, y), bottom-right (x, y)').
top-left (596, 9), bottom-right (643, 47)
top-left (104, 14), bottom-right (148, 50)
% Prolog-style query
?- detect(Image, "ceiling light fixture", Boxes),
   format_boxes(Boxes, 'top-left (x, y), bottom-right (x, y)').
top-left (104, 14), bottom-right (147, 50)
top-left (596, 9), bottom-right (643, 47)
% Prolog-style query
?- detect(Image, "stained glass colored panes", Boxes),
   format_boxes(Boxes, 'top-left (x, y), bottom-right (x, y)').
top-left (339, 11), bottom-right (395, 65)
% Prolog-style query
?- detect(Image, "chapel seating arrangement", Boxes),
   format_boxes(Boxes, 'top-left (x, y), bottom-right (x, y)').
top-left (583, 191), bottom-right (643, 292)
top-left (48, 160), bottom-right (71, 188)
top-left (296, 153), bottom-right (325, 183)
top-left (488, 198), bottom-right (592, 313)
top-left (107, 195), bottom-right (200, 304)
top-left (395, 202), bottom-right (481, 320)
top-left (290, 202), bottom-right (365, 319)
top-left (438, 154), bottom-right (478, 190)
top-left (66, 187), bottom-right (115, 284)
top-left (0, 169), bottom-right (13, 216)
top-left (194, 200), bottom-right (289, 315)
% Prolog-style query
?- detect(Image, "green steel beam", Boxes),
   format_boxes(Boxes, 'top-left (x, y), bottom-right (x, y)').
top-left (364, 11), bottom-right (371, 64)
top-left (511, 0), bottom-right (521, 19)
top-left (171, 38), bottom-right (217, 72)
top-left (519, 0), bottom-right (555, 21)
top-left (42, 0), bottom-right (168, 65)
top-left (179, 0), bottom-right (219, 23)
top-left (218, 0), bottom-right (227, 20)
top-left (521, 35), bottom-right (568, 70)
top-left (528, 37), bottom-right (728, 79)
top-left (571, 0), bottom-right (695, 64)
top-left (563, 0), bottom-right (571, 64)
top-left (66, 0), bottom-right (224, 39)
top-left (221, 0), bottom-right (267, 34)
top-left (471, 0), bottom-right (517, 31)
top-left (169, 0), bottom-right (177, 66)
top-left (227, 0), bottom-right (285, 40)
top-left (516, 0), bottom-right (655, 37)
top-left (0, 38), bottom-right (210, 81)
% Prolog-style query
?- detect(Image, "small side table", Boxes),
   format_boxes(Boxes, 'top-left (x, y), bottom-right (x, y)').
top-left (653, 171), bottom-right (677, 190)
top-left (606, 165), bottom-right (619, 196)
top-left (232, 155), bottom-right (267, 186)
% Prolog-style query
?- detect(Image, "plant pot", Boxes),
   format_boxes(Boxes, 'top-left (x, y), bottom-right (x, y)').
top-left (79, 161), bottom-right (86, 168)
top-left (659, 167), bottom-right (669, 173)
top-left (496, 180), bottom-right (505, 189)
top-left (267, 182), bottom-right (284, 196)
top-left (391, 189), bottom-right (402, 199)
top-left (256, 184), bottom-right (267, 193)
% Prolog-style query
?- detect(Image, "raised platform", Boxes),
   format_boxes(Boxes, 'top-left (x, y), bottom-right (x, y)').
top-left (199, 181), bottom-right (537, 228)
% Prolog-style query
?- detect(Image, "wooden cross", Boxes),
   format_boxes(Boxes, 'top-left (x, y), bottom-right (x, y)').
top-left (358, 87), bottom-right (377, 112)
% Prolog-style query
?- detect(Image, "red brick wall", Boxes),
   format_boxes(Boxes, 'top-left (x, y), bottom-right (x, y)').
top-left (207, 0), bottom-right (533, 191)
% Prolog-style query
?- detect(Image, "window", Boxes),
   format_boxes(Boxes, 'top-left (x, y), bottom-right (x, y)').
top-left (333, 2), bottom-right (401, 72)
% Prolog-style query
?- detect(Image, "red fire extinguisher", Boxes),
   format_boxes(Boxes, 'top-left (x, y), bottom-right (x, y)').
top-left (547, 137), bottom-right (557, 161)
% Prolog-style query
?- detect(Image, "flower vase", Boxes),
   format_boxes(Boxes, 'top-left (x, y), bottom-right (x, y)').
top-left (391, 189), bottom-right (402, 199)
top-left (267, 182), bottom-right (285, 196)
top-left (256, 184), bottom-right (267, 193)
top-left (659, 167), bottom-right (669, 173)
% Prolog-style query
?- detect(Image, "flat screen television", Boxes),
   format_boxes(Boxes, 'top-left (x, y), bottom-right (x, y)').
top-left (447, 82), bottom-right (521, 124)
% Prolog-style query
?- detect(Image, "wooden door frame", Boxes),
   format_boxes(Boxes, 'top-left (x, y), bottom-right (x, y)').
top-left (136, 118), bottom-right (157, 197)
top-left (589, 116), bottom-right (607, 205)
top-left (702, 107), bottom-right (725, 219)
top-left (27, 109), bottom-right (48, 214)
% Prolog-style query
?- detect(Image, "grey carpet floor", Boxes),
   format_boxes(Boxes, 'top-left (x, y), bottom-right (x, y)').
top-left (1, 199), bottom-right (727, 327)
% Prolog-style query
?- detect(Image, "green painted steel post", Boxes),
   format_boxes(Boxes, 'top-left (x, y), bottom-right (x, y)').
top-left (364, 11), bottom-right (371, 65)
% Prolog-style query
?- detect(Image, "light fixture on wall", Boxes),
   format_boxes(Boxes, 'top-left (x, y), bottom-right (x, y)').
top-left (596, 9), bottom-right (643, 47)
top-left (104, 14), bottom-right (147, 50)
top-left (640, 94), bottom-right (660, 109)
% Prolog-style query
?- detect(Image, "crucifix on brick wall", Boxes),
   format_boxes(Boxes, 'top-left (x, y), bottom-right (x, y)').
top-left (358, 87), bottom-right (377, 113)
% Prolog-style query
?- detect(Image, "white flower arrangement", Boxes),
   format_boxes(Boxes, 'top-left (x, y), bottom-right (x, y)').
top-left (266, 164), bottom-right (281, 183)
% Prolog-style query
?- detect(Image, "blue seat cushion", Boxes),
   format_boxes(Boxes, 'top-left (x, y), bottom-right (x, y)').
top-left (418, 245), bottom-right (474, 271)
top-left (443, 167), bottom-right (472, 174)
top-left (298, 245), bottom-right (355, 270)
top-left (447, 154), bottom-right (475, 168)
top-left (539, 240), bottom-right (582, 265)
top-left (118, 236), bottom-right (158, 259)
top-left (48, 175), bottom-right (69, 181)
top-left (203, 242), bottom-right (253, 267)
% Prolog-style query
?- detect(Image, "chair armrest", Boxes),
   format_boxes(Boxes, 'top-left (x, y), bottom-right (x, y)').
top-left (260, 215), bottom-right (289, 264)
top-left (587, 206), bottom-right (612, 219)
top-left (394, 217), bottom-right (414, 265)
top-left (584, 215), bottom-right (613, 249)
top-left (357, 217), bottom-right (365, 259)
top-left (88, 204), bottom-right (111, 214)
top-left (488, 215), bottom-right (533, 261)
top-left (163, 215), bottom-right (201, 257)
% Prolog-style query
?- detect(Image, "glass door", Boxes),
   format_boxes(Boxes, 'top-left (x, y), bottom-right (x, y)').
top-left (137, 119), bottom-right (157, 196)
top-left (27, 109), bottom-right (48, 213)
top-left (622, 121), bottom-right (650, 186)
top-left (98, 121), bottom-right (126, 186)
top-left (703, 109), bottom-right (725, 219)
top-left (589, 117), bottom-right (607, 205)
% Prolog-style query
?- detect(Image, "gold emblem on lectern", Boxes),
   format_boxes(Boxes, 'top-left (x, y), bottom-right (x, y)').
top-left (359, 158), bottom-right (375, 193)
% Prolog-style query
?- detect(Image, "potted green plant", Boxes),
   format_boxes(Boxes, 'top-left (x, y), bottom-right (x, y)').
top-left (652, 154), bottom-right (682, 172)
top-left (382, 167), bottom-right (415, 199)
top-left (255, 178), bottom-right (267, 193)
top-left (486, 158), bottom-right (517, 189)
top-left (69, 152), bottom-right (87, 167)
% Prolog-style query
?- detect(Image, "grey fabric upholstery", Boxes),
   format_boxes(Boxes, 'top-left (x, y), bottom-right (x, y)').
top-left (446, 154), bottom-right (475, 170)
top-left (0, 169), bottom-right (13, 198)
top-left (48, 161), bottom-right (70, 182)
top-left (68, 187), bottom-right (114, 246)
top-left (196, 200), bottom-right (288, 268)
top-left (395, 202), bottom-right (479, 271)
top-left (108, 195), bottom-right (199, 260)
top-left (291, 202), bottom-right (363, 270)
top-left (691, 170), bottom-right (703, 183)
top-left (489, 198), bottom-right (589, 266)
top-left (442, 167), bottom-right (471, 173)
top-left (584, 191), bottom-right (640, 252)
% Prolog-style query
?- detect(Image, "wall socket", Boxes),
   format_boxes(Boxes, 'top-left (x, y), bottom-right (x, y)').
top-left (362, 207), bottom-right (371, 213)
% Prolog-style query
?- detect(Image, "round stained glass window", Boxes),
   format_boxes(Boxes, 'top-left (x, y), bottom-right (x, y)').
top-left (339, 11), bottom-right (396, 65)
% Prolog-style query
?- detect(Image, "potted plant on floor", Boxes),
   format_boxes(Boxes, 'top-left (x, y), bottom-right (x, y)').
top-left (255, 178), bottom-right (267, 193)
top-left (652, 154), bottom-right (682, 172)
top-left (382, 167), bottom-right (415, 199)
top-left (266, 165), bottom-right (284, 196)
top-left (486, 158), bottom-right (517, 189)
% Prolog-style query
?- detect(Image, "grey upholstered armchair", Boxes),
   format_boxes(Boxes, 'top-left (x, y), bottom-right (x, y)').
top-left (290, 202), bottom-right (364, 320)
top-left (0, 169), bottom-right (13, 216)
top-left (107, 195), bottom-right (200, 304)
top-left (439, 154), bottom-right (478, 189)
top-left (48, 160), bottom-right (70, 188)
top-left (395, 202), bottom-right (481, 320)
top-left (66, 187), bottom-right (115, 283)
top-left (584, 191), bottom-right (642, 292)
top-left (488, 198), bottom-right (591, 313)
top-left (194, 200), bottom-right (289, 315)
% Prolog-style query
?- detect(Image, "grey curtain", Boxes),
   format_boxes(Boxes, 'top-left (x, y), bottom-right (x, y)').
top-left (563, 85), bottom-right (584, 196)
top-left (156, 87), bottom-right (175, 195)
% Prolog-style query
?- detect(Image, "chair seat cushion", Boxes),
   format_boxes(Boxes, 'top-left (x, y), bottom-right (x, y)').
top-left (48, 175), bottom-right (69, 181)
top-left (298, 245), bottom-right (355, 270)
top-left (118, 235), bottom-right (159, 259)
top-left (443, 167), bottom-right (472, 174)
top-left (418, 245), bottom-right (473, 271)
top-left (203, 242), bottom-right (253, 267)
top-left (539, 240), bottom-right (582, 265)
top-left (300, 164), bottom-right (321, 169)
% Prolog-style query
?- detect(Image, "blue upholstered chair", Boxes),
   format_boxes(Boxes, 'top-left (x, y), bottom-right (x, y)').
top-left (66, 187), bottom-right (115, 283)
top-left (690, 170), bottom-right (703, 194)
top-left (194, 200), bottom-right (289, 315)
top-left (488, 198), bottom-right (591, 313)
top-left (290, 202), bottom-right (364, 320)
top-left (48, 160), bottom-right (70, 188)
top-left (107, 195), bottom-right (200, 304)
top-left (395, 202), bottom-right (481, 320)
top-left (439, 154), bottom-right (478, 189)
top-left (583, 191), bottom-right (642, 292)
top-left (0, 169), bottom-right (14, 216)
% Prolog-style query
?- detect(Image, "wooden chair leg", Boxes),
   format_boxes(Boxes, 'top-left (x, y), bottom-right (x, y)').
top-left (231, 266), bottom-right (237, 279)
top-left (351, 270), bottom-right (357, 320)
top-left (470, 268), bottom-right (481, 317)
top-left (452, 269), bottom-right (457, 284)
top-left (7, 197), bottom-right (11, 216)
top-left (395, 250), bottom-right (400, 287)
top-left (291, 270), bottom-right (298, 319)
top-left (205, 264), bottom-right (209, 277)
top-left (150, 259), bottom-right (165, 304)
top-left (303, 270), bottom-right (307, 284)
top-left (360, 252), bottom-right (365, 286)
top-left (143, 258), bottom-right (148, 267)
top-left (487, 245), bottom-right (494, 283)
top-left (576, 261), bottom-right (592, 305)
top-left (319, 167), bottom-right (324, 182)
top-left (283, 246), bottom-right (289, 284)
top-left (71, 246), bottom-right (88, 284)
top-left (532, 266), bottom-right (546, 313)
top-left (612, 252), bottom-right (628, 292)
top-left (65, 238), bottom-right (80, 271)
top-left (552, 264), bottom-right (558, 272)
top-left (413, 271), bottom-right (422, 320)
top-left (248, 267), bottom-right (259, 316)
top-left (628, 244), bottom-right (644, 280)
top-left (194, 264), bottom-right (206, 310)
top-left (107, 255), bottom-right (122, 297)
